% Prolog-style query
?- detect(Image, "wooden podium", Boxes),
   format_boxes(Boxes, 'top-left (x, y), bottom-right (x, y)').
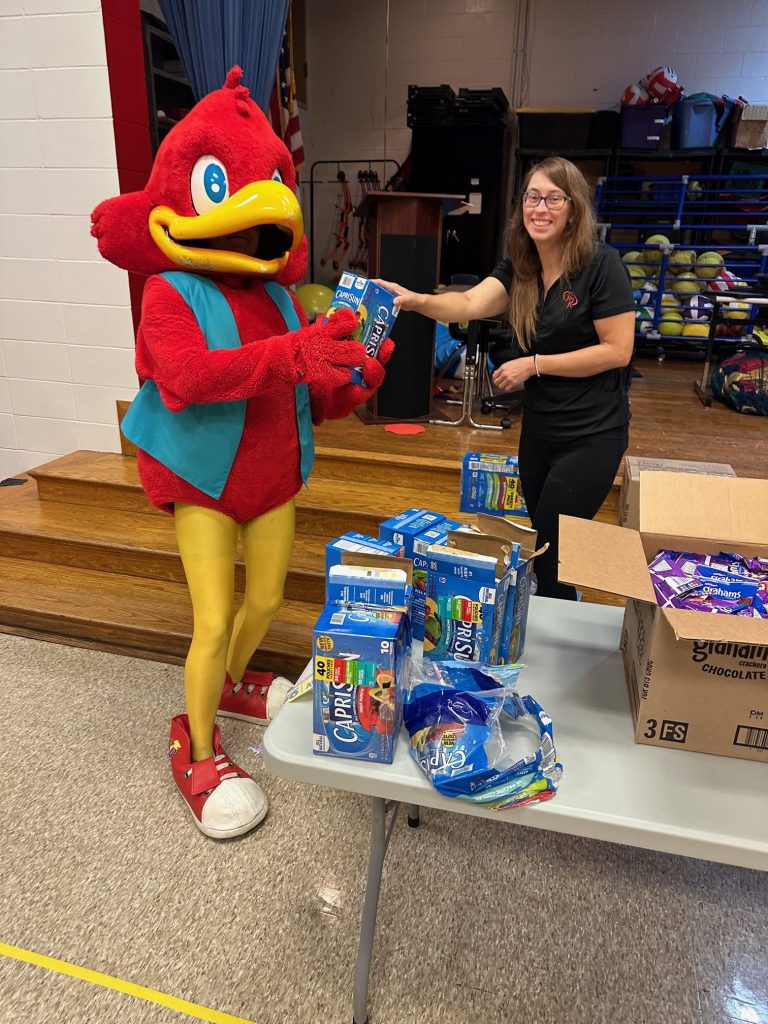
top-left (354, 191), bottom-right (464, 423)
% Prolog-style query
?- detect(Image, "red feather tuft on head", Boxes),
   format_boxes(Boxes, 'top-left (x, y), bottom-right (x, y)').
top-left (225, 66), bottom-right (244, 89)
top-left (91, 67), bottom-right (302, 281)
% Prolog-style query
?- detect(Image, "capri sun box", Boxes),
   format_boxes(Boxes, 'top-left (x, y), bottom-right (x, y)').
top-left (559, 472), bottom-right (768, 763)
top-left (312, 551), bottom-right (413, 764)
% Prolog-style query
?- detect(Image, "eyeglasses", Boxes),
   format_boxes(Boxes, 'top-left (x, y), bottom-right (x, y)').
top-left (522, 191), bottom-right (571, 210)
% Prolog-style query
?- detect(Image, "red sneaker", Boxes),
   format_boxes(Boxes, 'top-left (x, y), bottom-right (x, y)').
top-left (168, 714), bottom-right (268, 839)
top-left (217, 670), bottom-right (292, 724)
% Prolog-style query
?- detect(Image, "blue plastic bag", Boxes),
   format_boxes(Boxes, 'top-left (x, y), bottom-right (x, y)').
top-left (403, 660), bottom-right (562, 810)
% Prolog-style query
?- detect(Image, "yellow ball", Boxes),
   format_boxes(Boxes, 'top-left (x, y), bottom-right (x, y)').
top-left (682, 322), bottom-right (710, 338)
top-left (658, 311), bottom-right (683, 335)
top-left (295, 283), bottom-right (334, 319)
top-left (723, 300), bottom-right (750, 321)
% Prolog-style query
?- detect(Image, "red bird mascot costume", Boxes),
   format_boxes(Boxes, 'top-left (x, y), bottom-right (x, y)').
top-left (91, 68), bottom-right (392, 840)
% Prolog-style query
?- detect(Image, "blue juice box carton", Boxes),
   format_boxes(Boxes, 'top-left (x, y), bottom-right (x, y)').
top-left (411, 519), bottom-right (469, 642)
top-left (326, 533), bottom-right (404, 599)
top-left (423, 539), bottom-right (513, 664)
top-left (475, 514), bottom-right (545, 663)
top-left (325, 272), bottom-right (399, 386)
top-left (312, 604), bottom-right (411, 763)
top-left (379, 508), bottom-right (447, 558)
top-left (327, 563), bottom-right (410, 611)
top-left (460, 452), bottom-right (528, 518)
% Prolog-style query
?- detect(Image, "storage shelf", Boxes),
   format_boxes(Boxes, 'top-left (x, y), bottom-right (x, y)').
top-left (517, 147), bottom-right (612, 157)
top-left (153, 67), bottom-right (190, 86)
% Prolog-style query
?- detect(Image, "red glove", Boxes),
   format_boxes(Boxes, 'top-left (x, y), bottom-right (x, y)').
top-left (317, 337), bottom-right (395, 421)
top-left (294, 307), bottom-right (366, 390)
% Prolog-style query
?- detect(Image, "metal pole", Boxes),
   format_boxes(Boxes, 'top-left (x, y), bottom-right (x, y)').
top-left (352, 797), bottom-right (391, 1024)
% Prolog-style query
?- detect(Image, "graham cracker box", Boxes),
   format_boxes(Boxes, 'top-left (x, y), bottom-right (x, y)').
top-left (560, 472), bottom-right (768, 763)
top-left (620, 456), bottom-right (735, 530)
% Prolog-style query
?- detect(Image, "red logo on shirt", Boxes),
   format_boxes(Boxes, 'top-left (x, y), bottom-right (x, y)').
top-left (562, 290), bottom-right (578, 308)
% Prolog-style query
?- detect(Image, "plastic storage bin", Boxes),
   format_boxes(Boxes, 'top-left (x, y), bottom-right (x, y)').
top-left (517, 109), bottom-right (593, 148)
top-left (587, 110), bottom-right (620, 148)
top-left (673, 100), bottom-right (717, 149)
top-left (620, 105), bottom-right (669, 149)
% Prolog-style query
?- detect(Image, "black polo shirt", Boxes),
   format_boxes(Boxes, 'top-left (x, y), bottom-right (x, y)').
top-left (490, 243), bottom-right (634, 441)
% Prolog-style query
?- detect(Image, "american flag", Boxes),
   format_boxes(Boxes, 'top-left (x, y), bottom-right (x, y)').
top-left (270, 11), bottom-right (304, 171)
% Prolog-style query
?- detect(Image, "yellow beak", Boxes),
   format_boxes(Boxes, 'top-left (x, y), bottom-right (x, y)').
top-left (148, 179), bottom-right (304, 276)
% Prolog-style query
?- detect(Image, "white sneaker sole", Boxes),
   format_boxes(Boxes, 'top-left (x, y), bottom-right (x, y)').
top-left (177, 788), bottom-right (269, 839)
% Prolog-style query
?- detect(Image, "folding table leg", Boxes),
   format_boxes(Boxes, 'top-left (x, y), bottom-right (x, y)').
top-left (352, 796), bottom-right (398, 1024)
top-left (407, 805), bottom-right (421, 828)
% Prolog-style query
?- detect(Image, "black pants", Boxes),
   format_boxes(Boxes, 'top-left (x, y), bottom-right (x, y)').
top-left (518, 425), bottom-right (628, 601)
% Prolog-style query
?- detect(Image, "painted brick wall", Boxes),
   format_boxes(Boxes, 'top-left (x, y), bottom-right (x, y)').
top-left (526, 0), bottom-right (768, 107)
top-left (0, 0), bottom-right (137, 481)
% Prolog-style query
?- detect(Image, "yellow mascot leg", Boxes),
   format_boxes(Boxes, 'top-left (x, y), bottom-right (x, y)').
top-left (174, 503), bottom-right (238, 762)
top-left (226, 498), bottom-right (296, 685)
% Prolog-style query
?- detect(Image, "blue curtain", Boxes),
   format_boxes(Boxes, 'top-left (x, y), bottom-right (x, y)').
top-left (158, 0), bottom-right (289, 112)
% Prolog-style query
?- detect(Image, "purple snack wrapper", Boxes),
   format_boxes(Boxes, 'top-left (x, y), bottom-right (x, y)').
top-left (648, 548), bottom-right (768, 618)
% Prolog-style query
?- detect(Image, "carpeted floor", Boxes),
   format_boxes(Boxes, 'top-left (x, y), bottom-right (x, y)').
top-left (0, 632), bottom-right (766, 1024)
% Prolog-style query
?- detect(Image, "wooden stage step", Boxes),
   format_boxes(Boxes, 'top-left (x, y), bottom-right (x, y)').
top-left (1, 447), bottom-right (624, 671)
top-left (28, 450), bottom-right (620, 531)
top-left (0, 554), bottom-right (313, 678)
top-left (28, 450), bottom-right (475, 536)
top-left (0, 477), bottom-right (328, 604)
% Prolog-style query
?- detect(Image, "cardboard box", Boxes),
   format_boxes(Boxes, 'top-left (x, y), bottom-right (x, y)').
top-left (460, 452), bottom-right (527, 518)
top-left (325, 533), bottom-right (404, 598)
top-left (474, 514), bottom-right (545, 663)
top-left (559, 472), bottom-right (768, 763)
top-left (620, 456), bottom-right (736, 530)
top-left (411, 519), bottom-right (469, 642)
top-left (312, 553), bottom-right (412, 764)
top-left (325, 273), bottom-right (399, 385)
top-left (423, 541), bottom-right (505, 663)
top-left (379, 508), bottom-right (446, 557)
top-left (732, 103), bottom-right (768, 150)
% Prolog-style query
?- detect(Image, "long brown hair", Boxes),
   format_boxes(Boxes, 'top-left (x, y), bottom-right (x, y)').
top-left (507, 157), bottom-right (597, 351)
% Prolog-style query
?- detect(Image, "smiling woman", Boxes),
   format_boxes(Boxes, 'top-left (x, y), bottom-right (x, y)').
top-left (376, 156), bottom-right (636, 601)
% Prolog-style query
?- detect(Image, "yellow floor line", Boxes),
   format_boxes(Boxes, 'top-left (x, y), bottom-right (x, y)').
top-left (0, 941), bottom-right (259, 1024)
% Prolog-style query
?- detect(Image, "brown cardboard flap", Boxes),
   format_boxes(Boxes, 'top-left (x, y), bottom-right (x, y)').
top-left (339, 552), bottom-right (413, 585)
top-left (476, 514), bottom-right (538, 556)
top-left (663, 608), bottom-right (768, 645)
top-left (446, 531), bottom-right (509, 577)
top-left (559, 516), bottom-right (656, 602)
top-left (639, 473), bottom-right (768, 546)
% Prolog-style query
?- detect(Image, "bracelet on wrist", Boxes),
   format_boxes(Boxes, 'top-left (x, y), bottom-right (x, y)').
top-left (533, 353), bottom-right (541, 377)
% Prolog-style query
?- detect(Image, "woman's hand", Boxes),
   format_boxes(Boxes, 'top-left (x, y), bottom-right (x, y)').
top-left (492, 356), bottom-right (536, 392)
top-left (372, 279), bottom-right (423, 311)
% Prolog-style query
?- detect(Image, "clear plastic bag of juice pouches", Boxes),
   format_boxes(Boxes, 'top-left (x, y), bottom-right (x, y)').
top-left (403, 660), bottom-right (563, 810)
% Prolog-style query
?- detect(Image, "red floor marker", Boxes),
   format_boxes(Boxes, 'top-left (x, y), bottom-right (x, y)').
top-left (383, 424), bottom-right (426, 435)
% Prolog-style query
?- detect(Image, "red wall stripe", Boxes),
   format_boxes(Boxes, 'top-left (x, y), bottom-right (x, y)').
top-left (100, 0), bottom-right (152, 333)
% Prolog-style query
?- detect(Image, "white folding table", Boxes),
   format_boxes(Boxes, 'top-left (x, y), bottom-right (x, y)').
top-left (263, 598), bottom-right (768, 1024)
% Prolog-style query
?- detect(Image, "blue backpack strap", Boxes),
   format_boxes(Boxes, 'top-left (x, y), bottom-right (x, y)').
top-left (120, 271), bottom-right (246, 499)
top-left (263, 280), bottom-right (315, 486)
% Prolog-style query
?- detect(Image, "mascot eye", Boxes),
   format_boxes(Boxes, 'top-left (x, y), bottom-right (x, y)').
top-left (190, 156), bottom-right (230, 214)
top-left (272, 169), bottom-right (283, 184)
